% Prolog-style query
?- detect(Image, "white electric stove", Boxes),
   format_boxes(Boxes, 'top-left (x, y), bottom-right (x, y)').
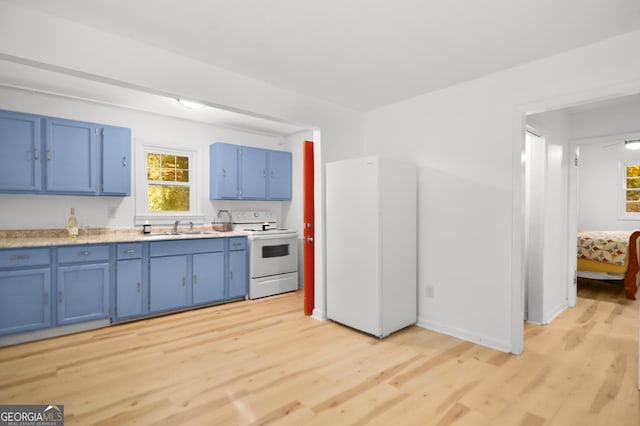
top-left (231, 211), bottom-right (299, 299)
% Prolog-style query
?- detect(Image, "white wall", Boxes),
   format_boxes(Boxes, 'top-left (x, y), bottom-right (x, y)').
top-left (363, 30), bottom-right (640, 352)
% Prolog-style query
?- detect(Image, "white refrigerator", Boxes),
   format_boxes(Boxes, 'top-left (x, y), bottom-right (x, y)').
top-left (326, 156), bottom-right (417, 338)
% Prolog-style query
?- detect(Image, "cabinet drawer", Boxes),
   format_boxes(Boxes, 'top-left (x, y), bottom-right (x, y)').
top-left (150, 238), bottom-right (224, 257)
top-left (228, 237), bottom-right (247, 251)
top-left (0, 248), bottom-right (50, 269)
top-left (117, 243), bottom-right (143, 259)
top-left (57, 244), bottom-right (110, 264)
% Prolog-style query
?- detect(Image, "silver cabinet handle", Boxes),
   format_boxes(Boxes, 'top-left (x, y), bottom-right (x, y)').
top-left (122, 156), bottom-right (127, 167)
top-left (80, 251), bottom-right (91, 256)
top-left (136, 282), bottom-right (141, 293)
top-left (34, 149), bottom-right (39, 160)
top-left (230, 271), bottom-right (234, 281)
top-left (193, 275), bottom-right (197, 285)
top-left (11, 255), bottom-right (30, 260)
top-left (182, 277), bottom-right (186, 286)
top-left (44, 292), bottom-right (49, 305)
top-left (125, 249), bottom-right (136, 254)
top-left (47, 150), bottom-right (51, 160)
top-left (222, 168), bottom-right (226, 177)
top-left (58, 291), bottom-right (63, 303)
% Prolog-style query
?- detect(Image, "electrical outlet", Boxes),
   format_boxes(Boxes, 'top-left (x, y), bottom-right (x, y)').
top-left (426, 285), bottom-right (434, 298)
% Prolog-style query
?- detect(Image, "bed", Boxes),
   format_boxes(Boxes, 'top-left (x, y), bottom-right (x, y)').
top-left (577, 230), bottom-right (640, 300)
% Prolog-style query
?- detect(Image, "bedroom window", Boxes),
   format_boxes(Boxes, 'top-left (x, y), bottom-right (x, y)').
top-left (623, 164), bottom-right (640, 214)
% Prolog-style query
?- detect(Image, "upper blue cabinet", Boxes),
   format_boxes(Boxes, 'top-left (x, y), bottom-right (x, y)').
top-left (210, 142), bottom-right (292, 200)
top-left (0, 110), bottom-right (42, 192)
top-left (0, 109), bottom-right (131, 196)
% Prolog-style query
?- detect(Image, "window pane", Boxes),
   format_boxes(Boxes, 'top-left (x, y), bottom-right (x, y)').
top-left (176, 156), bottom-right (189, 169)
top-left (147, 167), bottom-right (161, 180)
top-left (626, 190), bottom-right (640, 201)
top-left (148, 185), bottom-right (190, 211)
top-left (627, 202), bottom-right (640, 213)
top-left (628, 166), bottom-right (640, 177)
top-left (161, 169), bottom-right (176, 181)
top-left (176, 169), bottom-right (189, 182)
top-left (161, 155), bottom-right (176, 168)
top-left (628, 177), bottom-right (640, 189)
top-left (147, 153), bottom-right (161, 168)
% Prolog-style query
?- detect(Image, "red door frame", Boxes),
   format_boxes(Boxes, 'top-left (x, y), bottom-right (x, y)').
top-left (303, 141), bottom-right (315, 315)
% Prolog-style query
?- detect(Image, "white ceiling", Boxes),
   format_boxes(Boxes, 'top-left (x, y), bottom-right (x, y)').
top-left (5, 0), bottom-right (640, 112)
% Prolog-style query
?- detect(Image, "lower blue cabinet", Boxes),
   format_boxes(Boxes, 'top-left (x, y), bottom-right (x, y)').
top-left (116, 259), bottom-right (143, 319)
top-left (57, 263), bottom-right (110, 325)
top-left (0, 237), bottom-right (249, 339)
top-left (0, 268), bottom-right (51, 335)
top-left (150, 255), bottom-right (188, 312)
top-left (193, 252), bottom-right (225, 305)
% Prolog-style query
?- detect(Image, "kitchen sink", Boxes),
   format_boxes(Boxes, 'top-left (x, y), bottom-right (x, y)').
top-left (144, 230), bottom-right (220, 237)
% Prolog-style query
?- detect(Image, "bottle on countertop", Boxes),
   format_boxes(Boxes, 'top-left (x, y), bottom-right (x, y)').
top-left (66, 208), bottom-right (79, 238)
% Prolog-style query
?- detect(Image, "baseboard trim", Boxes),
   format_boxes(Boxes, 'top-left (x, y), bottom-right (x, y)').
top-left (416, 318), bottom-right (512, 353)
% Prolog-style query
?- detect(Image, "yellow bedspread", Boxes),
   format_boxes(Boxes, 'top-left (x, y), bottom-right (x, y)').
top-left (577, 230), bottom-right (630, 267)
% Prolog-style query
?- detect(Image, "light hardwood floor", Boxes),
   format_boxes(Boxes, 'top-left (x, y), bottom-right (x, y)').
top-left (0, 281), bottom-right (638, 425)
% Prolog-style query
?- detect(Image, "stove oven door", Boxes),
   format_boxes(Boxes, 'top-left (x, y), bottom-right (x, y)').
top-left (250, 234), bottom-right (298, 278)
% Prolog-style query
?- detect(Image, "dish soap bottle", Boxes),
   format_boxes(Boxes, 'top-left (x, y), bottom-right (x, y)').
top-left (66, 208), bottom-right (79, 238)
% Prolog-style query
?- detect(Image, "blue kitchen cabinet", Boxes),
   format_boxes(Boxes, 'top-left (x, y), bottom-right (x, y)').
top-left (45, 117), bottom-right (99, 194)
top-left (210, 143), bottom-right (239, 199)
top-left (101, 125), bottom-right (132, 195)
top-left (0, 247), bottom-right (52, 336)
top-left (57, 245), bottom-right (111, 325)
top-left (193, 252), bottom-right (225, 305)
top-left (0, 110), bottom-right (42, 192)
top-left (210, 142), bottom-right (291, 200)
top-left (0, 109), bottom-right (131, 196)
top-left (227, 237), bottom-right (247, 299)
top-left (268, 150), bottom-right (292, 200)
top-left (0, 269), bottom-right (52, 335)
top-left (116, 259), bottom-right (143, 318)
top-left (240, 146), bottom-right (268, 199)
top-left (150, 255), bottom-right (188, 312)
top-left (115, 243), bottom-right (144, 319)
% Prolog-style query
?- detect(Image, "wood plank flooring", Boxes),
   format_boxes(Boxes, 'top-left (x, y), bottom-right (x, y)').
top-left (0, 281), bottom-right (638, 425)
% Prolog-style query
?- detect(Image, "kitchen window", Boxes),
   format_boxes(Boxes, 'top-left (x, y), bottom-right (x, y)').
top-left (136, 145), bottom-right (200, 223)
top-left (147, 152), bottom-right (190, 211)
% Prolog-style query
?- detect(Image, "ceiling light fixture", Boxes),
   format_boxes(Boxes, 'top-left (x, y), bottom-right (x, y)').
top-left (625, 139), bottom-right (640, 150)
top-left (177, 99), bottom-right (206, 110)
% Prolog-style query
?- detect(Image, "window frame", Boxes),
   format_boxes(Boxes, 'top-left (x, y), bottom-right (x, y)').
top-left (135, 144), bottom-right (202, 225)
top-left (618, 160), bottom-right (640, 220)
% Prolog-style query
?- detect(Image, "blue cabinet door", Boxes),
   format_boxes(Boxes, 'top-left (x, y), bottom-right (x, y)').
top-left (240, 147), bottom-right (267, 199)
top-left (268, 151), bottom-right (292, 200)
top-left (228, 249), bottom-right (247, 299)
top-left (101, 125), bottom-right (131, 195)
top-left (0, 268), bottom-right (51, 335)
top-left (0, 110), bottom-right (42, 192)
top-left (116, 259), bottom-right (143, 318)
top-left (150, 255), bottom-right (188, 312)
top-left (210, 143), bottom-right (239, 199)
top-left (57, 263), bottom-right (110, 325)
top-left (193, 252), bottom-right (225, 305)
top-left (45, 118), bottom-right (98, 194)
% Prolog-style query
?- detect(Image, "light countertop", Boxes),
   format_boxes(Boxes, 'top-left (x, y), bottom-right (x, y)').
top-left (0, 227), bottom-right (248, 249)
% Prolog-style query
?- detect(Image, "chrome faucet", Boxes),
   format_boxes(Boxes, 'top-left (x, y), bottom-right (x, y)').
top-left (173, 220), bottom-right (180, 232)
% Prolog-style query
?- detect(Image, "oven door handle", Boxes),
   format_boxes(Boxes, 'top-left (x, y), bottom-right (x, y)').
top-left (251, 234), bottom-right (298, 240)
